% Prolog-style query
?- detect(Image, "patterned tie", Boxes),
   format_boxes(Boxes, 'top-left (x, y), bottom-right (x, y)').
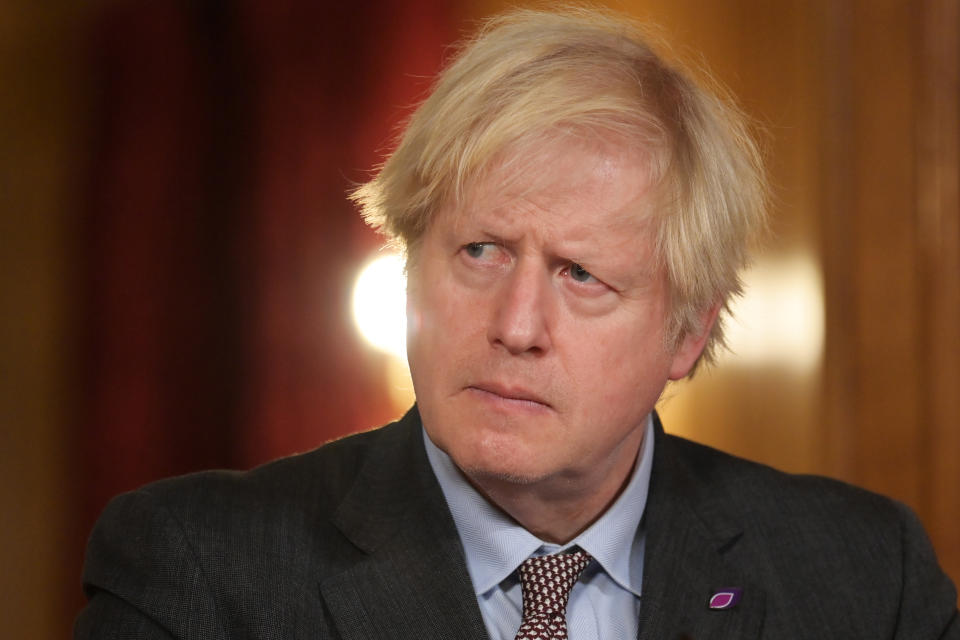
top-left (514, 550), bottom-right (593, 640)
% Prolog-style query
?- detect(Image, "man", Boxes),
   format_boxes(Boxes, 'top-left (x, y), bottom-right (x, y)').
top-left (76, 8), bottom-right (958, 639)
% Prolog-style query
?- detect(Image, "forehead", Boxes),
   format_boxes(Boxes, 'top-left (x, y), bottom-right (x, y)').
top-left (449, 135), bottom-right (660, 243)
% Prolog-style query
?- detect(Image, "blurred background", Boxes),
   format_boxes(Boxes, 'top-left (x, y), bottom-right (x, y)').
top-left (1, 0), bottom-right (957, 636)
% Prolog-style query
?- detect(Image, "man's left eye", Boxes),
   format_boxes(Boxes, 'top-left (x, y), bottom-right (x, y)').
top-left (463, 242), bottom-right (489, 259)
top-left (569, 263), bottom-right (595, 283)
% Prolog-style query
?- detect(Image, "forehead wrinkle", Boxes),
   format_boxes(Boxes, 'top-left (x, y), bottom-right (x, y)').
top-left (450, 176), bottom-right (559, 246)
top-left (557, 179), bottom-right (658, 258)
top-left (464, 130), bottom-right (644, 203)
top-left (445, 137), bottom-right (660, 272)
top-left (469, 158), bottom-right (651, 227)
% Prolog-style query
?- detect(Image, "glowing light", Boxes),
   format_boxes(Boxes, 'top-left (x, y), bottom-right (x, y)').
top-left (720, 253), bottom-right (824, 370)
top-left (351, 253), bottom-right (407, 361)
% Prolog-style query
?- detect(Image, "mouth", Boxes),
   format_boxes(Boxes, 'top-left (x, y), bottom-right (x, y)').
top-left (465, 382), bottom-right (552, 410)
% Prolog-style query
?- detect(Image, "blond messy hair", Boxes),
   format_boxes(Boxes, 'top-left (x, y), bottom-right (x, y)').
top-left (351, 6), bottom-right (767, 369)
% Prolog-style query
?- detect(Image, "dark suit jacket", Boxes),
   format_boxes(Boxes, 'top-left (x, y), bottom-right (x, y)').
top-left (76, 407), bottom-right (958, 639)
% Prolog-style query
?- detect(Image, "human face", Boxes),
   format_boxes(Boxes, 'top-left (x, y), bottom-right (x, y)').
top-left (406, 137), bottom-right (710, 497)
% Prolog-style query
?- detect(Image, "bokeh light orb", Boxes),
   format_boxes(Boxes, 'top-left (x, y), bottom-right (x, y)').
top-left (351, 253), bottom-right (407, 361)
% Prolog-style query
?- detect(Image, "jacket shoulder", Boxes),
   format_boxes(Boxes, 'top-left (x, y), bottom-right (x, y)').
top-left (659, 430), bottom-right (932, 550)
top-left (77, 415), bottom-right (419, 639)
top-left (658, 431), bottom-right (958, 637)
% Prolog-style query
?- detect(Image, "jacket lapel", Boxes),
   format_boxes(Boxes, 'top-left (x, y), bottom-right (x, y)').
top-left (319, 408), bottom-right (489, 640)
top-left (638, 415), bottom-right (766, 640)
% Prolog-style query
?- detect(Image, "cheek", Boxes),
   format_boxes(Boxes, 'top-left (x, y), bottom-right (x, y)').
top-left (414, 288), bottom-right (466, 349)
top-left (407, 275), bottom-right (486, 378)
top-left (565, 321), bottom-right (671, 414)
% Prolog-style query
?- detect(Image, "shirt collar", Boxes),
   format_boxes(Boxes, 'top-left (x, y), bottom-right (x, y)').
top-left (424, 414), bottom-right (654, 598)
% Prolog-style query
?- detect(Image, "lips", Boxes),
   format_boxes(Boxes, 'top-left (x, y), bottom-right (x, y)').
top-left (466, 382), bottom-right (551, 409)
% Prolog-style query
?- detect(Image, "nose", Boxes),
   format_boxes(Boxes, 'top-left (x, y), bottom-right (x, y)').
top-left (488, 260), bottom-right (553, 356)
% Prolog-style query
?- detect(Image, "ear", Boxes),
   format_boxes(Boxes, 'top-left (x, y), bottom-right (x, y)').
top-left (667, 302), bottom-right (722, 380)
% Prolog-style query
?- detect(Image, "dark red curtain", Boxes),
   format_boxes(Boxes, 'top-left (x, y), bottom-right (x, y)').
top-left (73, 0), bottom-right (453, 622)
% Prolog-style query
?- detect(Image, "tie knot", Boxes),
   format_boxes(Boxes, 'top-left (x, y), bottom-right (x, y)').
top-left (517, 551), bottom-right (592, 620)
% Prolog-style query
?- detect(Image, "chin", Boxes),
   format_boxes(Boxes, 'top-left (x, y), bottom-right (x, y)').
top-left (447, 437), bottom-right (558, 488)
top-left (458, 458), bottom-right (543, 486)
top-left (421, 397), bottom-right (562, 482)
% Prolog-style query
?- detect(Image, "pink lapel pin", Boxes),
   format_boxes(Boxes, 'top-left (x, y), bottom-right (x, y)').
top-left (708, 588), bottom-right (743, 610)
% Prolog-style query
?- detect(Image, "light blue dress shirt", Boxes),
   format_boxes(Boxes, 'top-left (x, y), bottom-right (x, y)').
top-left (423, 415), bottom-right (654, 640)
